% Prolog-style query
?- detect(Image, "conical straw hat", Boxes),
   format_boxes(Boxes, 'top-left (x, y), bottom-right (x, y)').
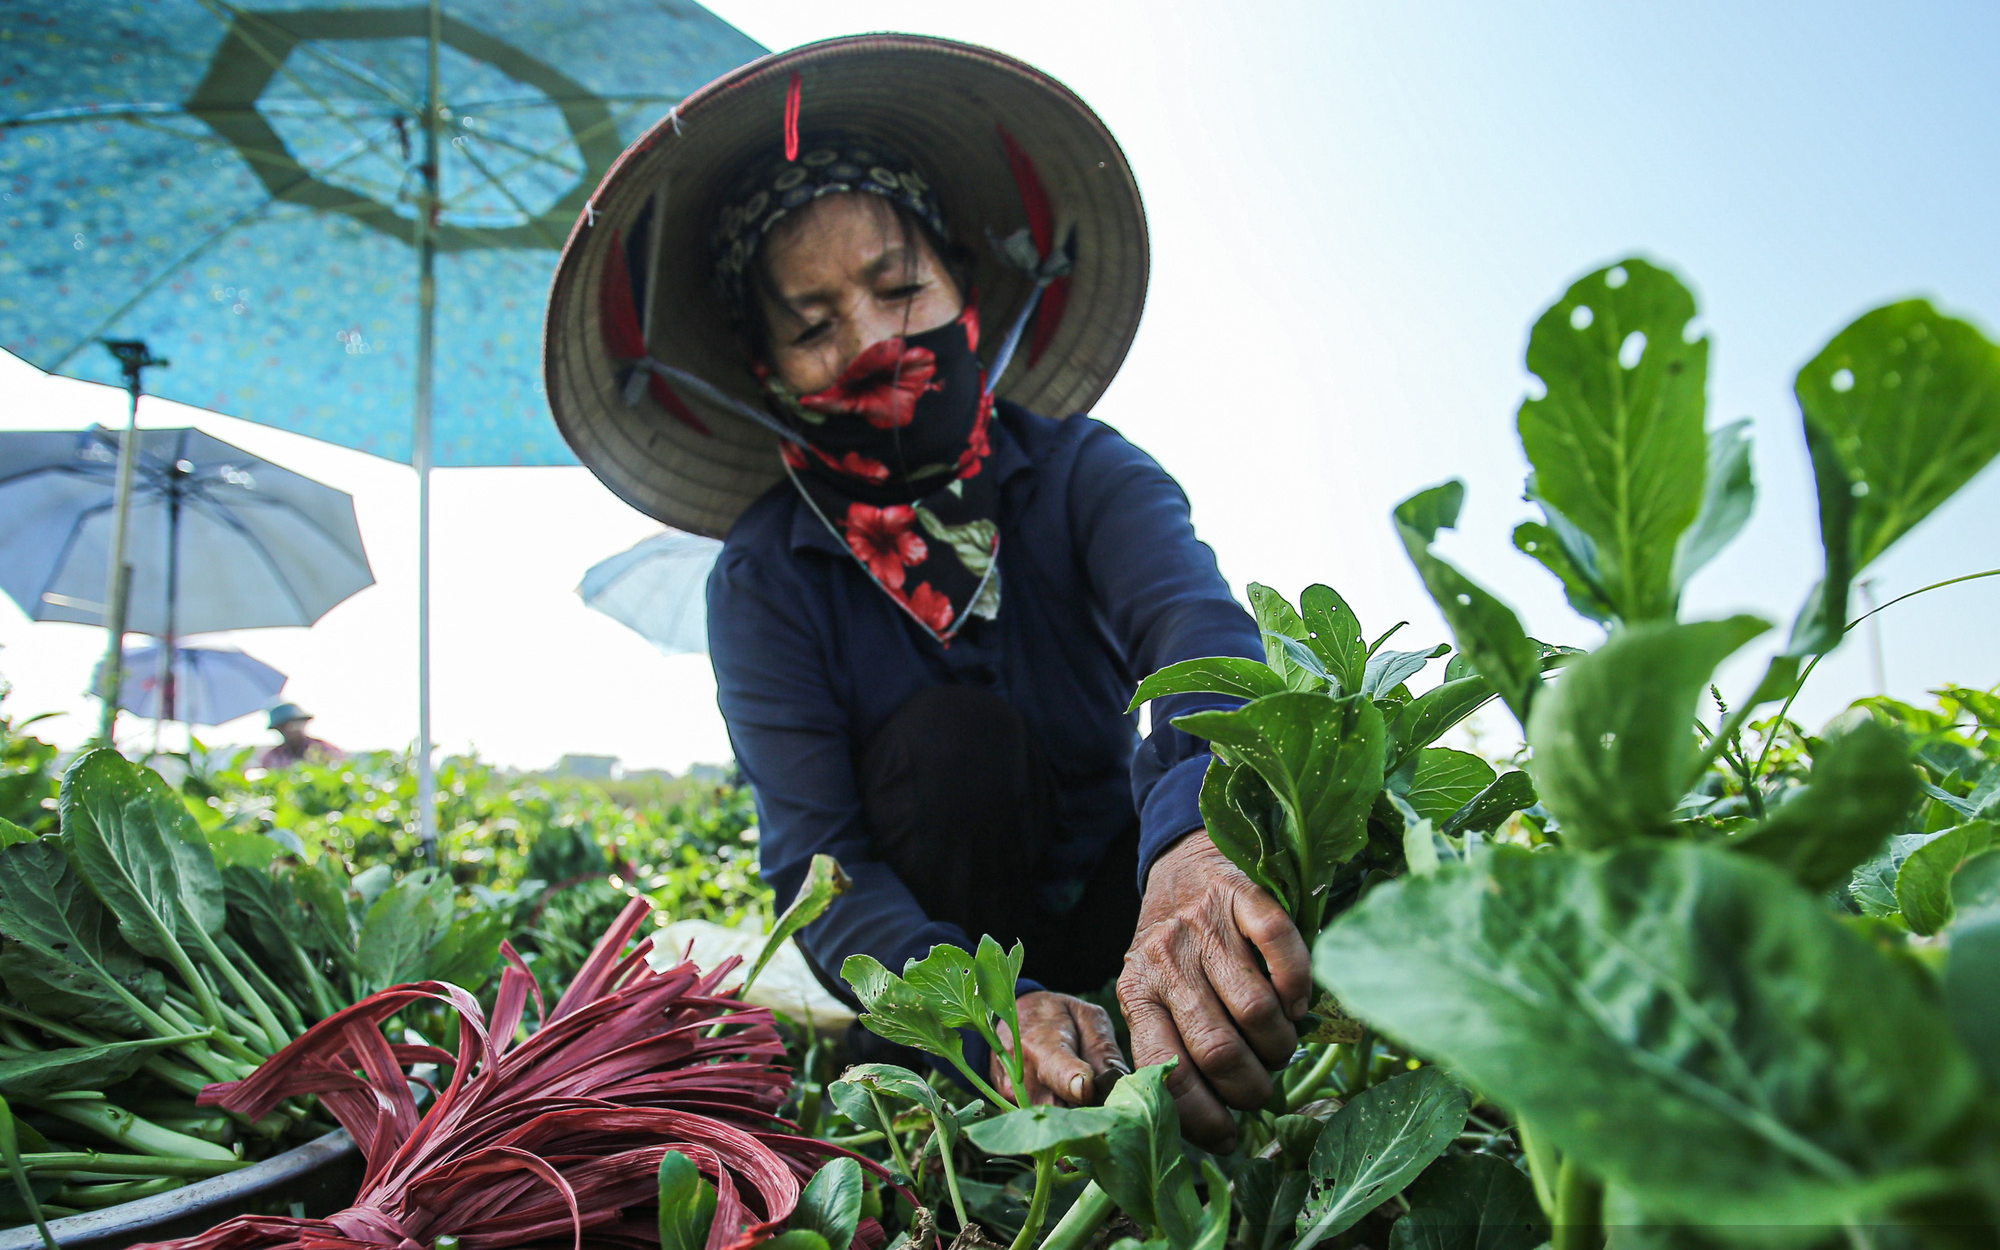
top-left (544, 33), bottom-right (1149, 538)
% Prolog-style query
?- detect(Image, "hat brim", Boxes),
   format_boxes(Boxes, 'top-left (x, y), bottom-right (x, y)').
top-left (544, 34), bottom-right (1149, 538)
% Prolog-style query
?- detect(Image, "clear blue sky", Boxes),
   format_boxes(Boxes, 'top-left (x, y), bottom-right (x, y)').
top-left (4, 0), bottom-right (1996, 767)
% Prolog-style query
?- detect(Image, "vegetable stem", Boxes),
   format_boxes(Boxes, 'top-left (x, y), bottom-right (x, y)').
top-left (1515, 1118), bottom-right (1559, 1219)
top-left (54, 1176), bottom-right (183, 1206)
top-left (1007, 1151), bottom-right (1058, 1250)
top-left (868, 1091), bottom-right (914, 1184)
top-left (0, 1096), bottom-right (57, 1250)
top-left (929, 1126), bottom-right (969, 1231)
top-left (1284, 1044), bottom-right (1342, 1111)
top-left (1552, 1154), bottom-right (1604, 1250)
top-left (30, 1099), bottom-right (239, 1162)
top-left (1035, 1180), bottom-right (1113, 1250)
top-left (22, 1152), bottom-right (249, 1179)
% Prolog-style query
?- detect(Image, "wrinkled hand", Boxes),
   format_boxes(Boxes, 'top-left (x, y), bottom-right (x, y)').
top-left (1117, 830), bottom-right (1311, 1152)
top-left (991, 991), bottom-right (1129, 1106)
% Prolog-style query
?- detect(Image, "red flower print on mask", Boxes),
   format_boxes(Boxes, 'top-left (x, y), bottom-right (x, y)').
top-left (903, 581), bottom-right (956, 634)
top-left (844, 502), bottom-right (927, 589)
top-left (799, 338), bottom-right (938, 429)
top-left (781, 440), bottom-right (809, 470)
top-left (956, 388), bottom-right (995, 479)
top-left (956, 302), bottom-right (981, 354)
top-left (819, 447), bottom-right (891, 485)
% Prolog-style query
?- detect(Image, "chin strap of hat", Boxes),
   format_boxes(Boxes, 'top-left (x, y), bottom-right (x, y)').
top-left (983, 126), bottom-right (1077, 397)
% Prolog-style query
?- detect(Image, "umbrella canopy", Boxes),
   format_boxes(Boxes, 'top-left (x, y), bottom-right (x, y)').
top-left (118, 643), bottom-right (287, 725)
top-left (0, 426), bottom-right (374, 634)
top-left (578, 531), bottom-right (721, 657)
top-left (0, 1), bottom-right (764, 466)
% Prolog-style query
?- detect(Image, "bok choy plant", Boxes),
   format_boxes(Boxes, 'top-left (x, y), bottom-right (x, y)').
top-left (1183, 258), bottom-right (2000, 1246)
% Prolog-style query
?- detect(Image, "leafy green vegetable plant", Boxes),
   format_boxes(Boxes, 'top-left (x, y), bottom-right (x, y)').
top-left (1291, 259), bottom-right (2000, 1245)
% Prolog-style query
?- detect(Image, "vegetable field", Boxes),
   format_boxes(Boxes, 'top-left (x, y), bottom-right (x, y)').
top-left (3, 254), bottom-right (1998, 1250)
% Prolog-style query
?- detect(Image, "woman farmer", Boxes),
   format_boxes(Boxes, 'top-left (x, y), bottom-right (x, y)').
top-left (547, 35), bottom-right (1306, 1151)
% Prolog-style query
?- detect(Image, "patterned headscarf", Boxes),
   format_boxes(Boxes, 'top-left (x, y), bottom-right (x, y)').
top-left (709, 133), bottom-right (949, 322)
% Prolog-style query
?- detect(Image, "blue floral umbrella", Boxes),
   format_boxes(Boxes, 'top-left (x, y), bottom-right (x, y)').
top-left (0, 1), bottom-right (762, 465)
top-left (0, 1), bottom-right (763, 837)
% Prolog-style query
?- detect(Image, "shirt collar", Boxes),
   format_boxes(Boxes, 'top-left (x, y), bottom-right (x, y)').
top-left (787, 404), bottom-right (1035, 555)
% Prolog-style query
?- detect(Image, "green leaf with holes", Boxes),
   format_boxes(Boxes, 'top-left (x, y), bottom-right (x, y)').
top-left (1295, 1067), bottom-right (1468, 1249)
top-left (1516, 259), bottom-right (1711, 624)
top-left (1790, 301), bottom-right (2000, 653)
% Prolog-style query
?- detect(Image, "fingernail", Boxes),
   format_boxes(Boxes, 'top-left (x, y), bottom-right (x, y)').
top-left (1291, 998), bottom-right (1311, 1019)
top-left (1071, 1074), bottom-right (1087, 1101)
top-left (1106, 1057), bottom-right (1132, 1076)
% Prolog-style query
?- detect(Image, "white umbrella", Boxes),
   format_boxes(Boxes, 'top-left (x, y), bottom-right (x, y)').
top-left (577, 532), bottom-right (722, 657)
top-left (118, 644), bottom-right (286, 726)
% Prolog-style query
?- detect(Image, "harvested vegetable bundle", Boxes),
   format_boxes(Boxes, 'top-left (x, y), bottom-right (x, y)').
top-left (135, 898), bottom-right (841, 1250)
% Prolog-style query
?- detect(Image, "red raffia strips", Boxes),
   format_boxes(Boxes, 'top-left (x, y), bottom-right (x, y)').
top-left (133, 899), bottom-right (876, 1250)
top-left (994, 126), bottom-right (1071, 371)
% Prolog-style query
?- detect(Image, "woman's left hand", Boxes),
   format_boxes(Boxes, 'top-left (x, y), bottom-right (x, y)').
top-left (992, 991), bottom-right (1130, 1106)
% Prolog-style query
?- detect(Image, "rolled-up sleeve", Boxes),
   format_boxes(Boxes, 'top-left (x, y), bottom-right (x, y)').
top-left (1067, 426), bottom-right (1263, 887)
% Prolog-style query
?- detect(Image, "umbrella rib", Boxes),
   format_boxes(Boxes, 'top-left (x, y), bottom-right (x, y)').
top-left (443, 137), bottom-right (566, 249)
top-left (453, 98), bottom-right (653, 206)
top-left (184, 498), bottom-right (317, 626)
top-left (44, 119), bottom-right (412, 371)
top-left (190, 0), bottom-right (420, 160)
top-left (193, 0), bottom-right (423, 117)
top-left (445, 119), bottom-right (583, 179)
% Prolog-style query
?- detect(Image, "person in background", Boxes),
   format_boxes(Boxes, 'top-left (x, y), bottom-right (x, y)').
top-left (259, 702), bottom-right (342, 769)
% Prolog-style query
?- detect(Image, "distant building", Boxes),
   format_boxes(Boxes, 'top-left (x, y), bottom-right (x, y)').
top-left (685, 762), bottom-right (733, 784)
top-left (554, 754), bottom-right (618, 779)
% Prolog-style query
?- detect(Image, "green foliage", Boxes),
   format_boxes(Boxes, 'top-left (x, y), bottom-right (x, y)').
top-left (1295, 1067), bottom-right (1468, 1248)
top-left (792, 1157), bottom-right (864, 1250)
top-left (1394, 485), bottom-right (1543, 726)
top-left (1134, 574), bottom-right (1555, 942)
top-left (1726, 716), bottom-right (1920, 890)
top-left (1121, 257), bottom-right (2000, 1249)
top-left (656, 1150), bottom-right (718, 1250)
top-left (1388, 1153), bottom-right (1549, 1250)
top-left (1515, 260), bottom-right (1711, 624)
top-left (0, 688), bottom-right (58, 837)
top-left (1524, 616), bottom-right (1769, 848)
top-left (1317, 845), bottom-right (1977, 1227)
top-left (1791, 301), bottom-right (2000, 652)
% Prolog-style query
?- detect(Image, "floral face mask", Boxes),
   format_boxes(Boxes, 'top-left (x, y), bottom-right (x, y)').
top-left (770, 305), bottom-right (1000, 644)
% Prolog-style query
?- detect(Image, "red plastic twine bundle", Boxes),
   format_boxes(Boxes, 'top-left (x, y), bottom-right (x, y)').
top-left (135, 900), bottom-right (865, 1250)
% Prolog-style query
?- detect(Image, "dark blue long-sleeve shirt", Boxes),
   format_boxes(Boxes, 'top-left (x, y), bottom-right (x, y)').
top-left (707, 403), bottom-right (1262, 1000)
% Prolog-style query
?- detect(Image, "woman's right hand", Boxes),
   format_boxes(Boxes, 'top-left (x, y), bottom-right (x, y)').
top-left (992, 990), bottom-right (1129, 1106)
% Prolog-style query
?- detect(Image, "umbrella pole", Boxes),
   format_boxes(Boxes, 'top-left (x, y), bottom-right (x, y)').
top-left (412, 0), bottom-right (442, 862)
top-left (95, 340), bottom-right (165, 746)
top-left (152, 478), bottom-right (182, 754)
